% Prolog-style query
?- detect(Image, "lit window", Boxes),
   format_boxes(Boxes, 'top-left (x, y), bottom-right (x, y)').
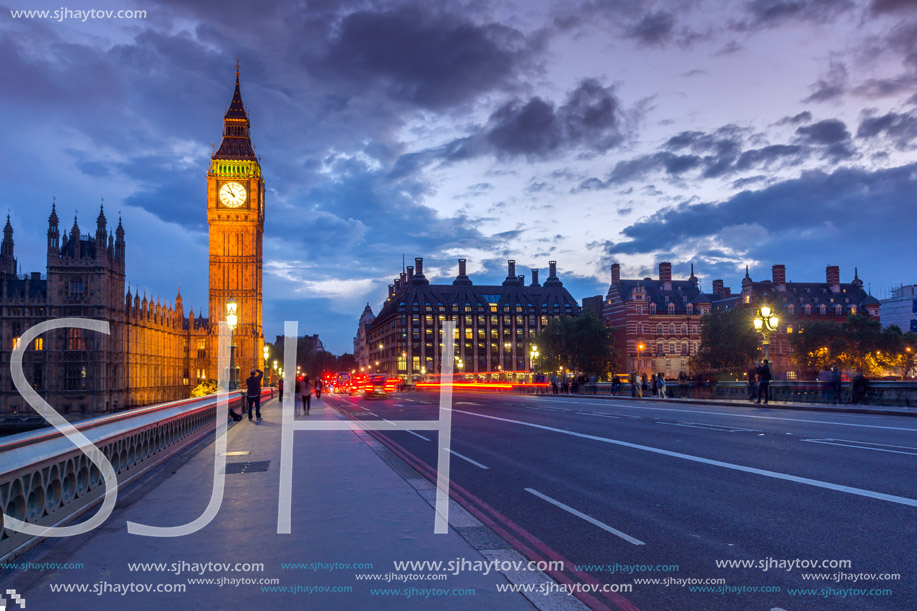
top-left (34, 337), bottom-right (44, 350)
top-left (12, 337), bottom-right (20, 350)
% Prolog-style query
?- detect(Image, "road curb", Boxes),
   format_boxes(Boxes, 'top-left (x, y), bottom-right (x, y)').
top-left (480, 392), bottom-right (917, 418)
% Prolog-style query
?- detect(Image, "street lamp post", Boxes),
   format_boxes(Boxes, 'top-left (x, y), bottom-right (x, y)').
top-left (636, 342), bottom-right (645, 374)
top-left (225, 297), bottom-right (238, 391)
top-left (753, 305), bottom-right (780, 361)
top-left (263, 345), bottom-right (270, 384)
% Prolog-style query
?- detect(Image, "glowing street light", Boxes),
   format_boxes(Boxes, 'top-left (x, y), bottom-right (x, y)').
top-left (753, 305), bottom-right (779, 360)
top-left (225, 297), bottom-right (239, 390)
top-left (637, 342), bottom-right (645, 373)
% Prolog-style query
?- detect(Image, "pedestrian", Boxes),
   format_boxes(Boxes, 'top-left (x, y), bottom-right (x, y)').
top-left (299, 375), bottom-right (312, 414)
top-left (830, 366), bottom-right (842, 404)
top-left (756, 359), bottom-right (772, 404)
top-left (629, 370), bottom-right (637, 397)
top-left (851, 372), bottom-right (868, 404)
top-left (746, 363), bottom-right (758, 402)
top-left (650, 373), bottom-right (658, 397)
top-left (245, 368), bottom-right (264, 422)
top-left (314, 377), bottom-right (323, 400)
top-left (551, 373), bottom-right (559, 395)
top-left (278, 378), bottom-right (284, 402)
top-left (657, 373), bottom-right (667, 399)
top-left (641, 373), bottom-right (649, 398)
top-left (611, 375), bottom-right (620, 396)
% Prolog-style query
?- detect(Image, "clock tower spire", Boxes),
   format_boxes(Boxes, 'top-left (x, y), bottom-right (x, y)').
top-left (207, 62), bottom-right (265, 385)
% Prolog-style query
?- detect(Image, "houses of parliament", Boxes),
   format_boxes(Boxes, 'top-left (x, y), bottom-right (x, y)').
top-left (0, 67), bottom-right (265, 427)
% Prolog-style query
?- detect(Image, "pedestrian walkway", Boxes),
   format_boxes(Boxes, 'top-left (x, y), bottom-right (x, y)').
top-left (0, 398), bottom-right (535, 610)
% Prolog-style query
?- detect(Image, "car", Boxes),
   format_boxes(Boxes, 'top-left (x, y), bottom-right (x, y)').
top-left (362, 374), bottom-right (397, 398)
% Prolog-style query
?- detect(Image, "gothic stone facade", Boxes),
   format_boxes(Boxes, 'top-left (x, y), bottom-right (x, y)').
top-left (0, 208), bottom-right (209, 423)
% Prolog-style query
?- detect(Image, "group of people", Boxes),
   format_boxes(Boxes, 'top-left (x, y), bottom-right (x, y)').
top-left (746, 359), bottom-right (773, 404)
top-left (628, 371), bottom-right (668, 398)
top-left (229, 368), bottom-right (326, 422)
top-left (818, 367), bottom-right (870, 404)
top-left (278, 376), bottom-right (324, 415)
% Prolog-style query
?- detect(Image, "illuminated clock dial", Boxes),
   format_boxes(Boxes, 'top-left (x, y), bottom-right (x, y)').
top-left (219, 182), bottom-right (247, 208)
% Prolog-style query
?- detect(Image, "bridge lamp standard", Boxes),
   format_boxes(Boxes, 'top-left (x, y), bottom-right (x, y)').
top-left (753, 305), bottom-right (779, 361)
top-left (225, 297), bottom-right (238, 390)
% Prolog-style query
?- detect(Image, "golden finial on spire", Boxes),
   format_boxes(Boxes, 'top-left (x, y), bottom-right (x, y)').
top-left (235, 58), bottom-right (240, 78)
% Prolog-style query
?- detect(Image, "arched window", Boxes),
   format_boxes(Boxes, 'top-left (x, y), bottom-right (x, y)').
top-left (649, 303), bottom-right (657, 314)
top-left (657, 341), bottom-right (664, 355)
top-left (669, 323), bottom-right (676, 334)
top-left (656, 323), bottom-right (663, 334)
top-left (668, 303), bottom-right (675, 314)
top-left (681, 323), bottom-right (688, 334)
top-left (669, 341), bottom-right (676, 354)
top-left (681, 342), bottom-right (689, 355)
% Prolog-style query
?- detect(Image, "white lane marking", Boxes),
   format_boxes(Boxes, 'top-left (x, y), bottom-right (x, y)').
top-left (801, 439), bottom-right (917, 456)
top-left (455, 402), bottom-right (482, 406)
top-left (451, 410), bottom-right (917, 508)
top-left (447, 449), bottom-right (489, 470)
top-left (525, 488), bottom-right (644, 545)
top-left (358, 406), bottom-right (372, 412)
top-left (809, 439), bottom-right (917, 450)
top-left (579, 412), bottom-right (620, 418)
top-left (573, 401), bottom-right (917, 432)
top-left (382, 418), bottom-right (396, 425)
top-left (656, 422), bottom-right (758, 433)
top-left (406, 430), bottom-right (431, 441)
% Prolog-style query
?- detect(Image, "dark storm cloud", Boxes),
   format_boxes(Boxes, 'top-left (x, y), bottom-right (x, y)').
top-left (305, 4), bottom-right (541, 109)
top-left (625, 11), bottom-right (676, 46)
top-left (869, 0), bottom-right (917, 14)
top-left (857, 110), bottom-right (917, 148)
top-left (484, 79), bottom-right (625, 158)
top-left (795, 119), bottom-right (850, 144)
top-left (803, 61), bottom-right (848, 103)
top-left (737, 0), bottom-right (854, 29)
top-left (605, 163), bottom-right (917, 263)
top-left (776, 110), bottom-right (813, 125)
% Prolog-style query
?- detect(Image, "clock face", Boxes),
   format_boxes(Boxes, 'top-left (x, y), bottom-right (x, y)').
top-left (219, 182), bottom-right (247, 208)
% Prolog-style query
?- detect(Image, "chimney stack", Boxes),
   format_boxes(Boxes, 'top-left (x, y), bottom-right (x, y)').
top-left (549, 261), bottom-right (557, 277)
top-left (406, 265), bottom-right (414, 282)
top-left (772, 264), bottom-right (786, 290)
top-left (531, 268), bottom-right (540, 286)
top-left (712, 279), bottom-right (725, 297)
top-left (508, 259), bottom-right (516, 277)
top-left (826, 265), bottom-right (840, 292)
top-left (453, 258), bottom-right (472, 285)
top-left (415, 257), bottom-right (424, 276)
top-left (611, 263), bottom-right (620, 285)
top-left (388, 284), bottom-right (394, 297)
top-left (659, 262), bottom-right (672, 290)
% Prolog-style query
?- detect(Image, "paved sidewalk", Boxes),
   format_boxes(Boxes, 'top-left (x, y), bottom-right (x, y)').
top-left (0, 398), bottom-right (535, 610)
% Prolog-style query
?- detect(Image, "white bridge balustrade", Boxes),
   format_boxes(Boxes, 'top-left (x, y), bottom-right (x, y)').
top-left (0, 389), bottom-right (272, 561)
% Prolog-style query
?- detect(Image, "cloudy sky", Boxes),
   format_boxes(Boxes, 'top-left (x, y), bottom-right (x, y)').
top-left (3, 0), bottom-right (917, 353)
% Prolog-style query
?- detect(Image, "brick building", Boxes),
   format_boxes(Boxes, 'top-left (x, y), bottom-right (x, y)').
top-left (729, 264), bottom-right (881, 378)
top-left (601, 262), bottom-right (716, 377)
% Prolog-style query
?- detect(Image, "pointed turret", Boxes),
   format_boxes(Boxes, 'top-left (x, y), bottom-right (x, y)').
top-left (115, 214), bottom-right (125, 262)
top-left (212, 61), bottom-right (256, 160)
top-left (96, 203), bottom-right (107, 240)
top-left (47, 201), bottom-right (60, 260)
top-left (1, 215), bottom-right (15, 275)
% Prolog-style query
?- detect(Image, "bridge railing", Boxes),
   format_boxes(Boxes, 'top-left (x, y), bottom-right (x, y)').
top-left (0, 389), bottom-right (272, 561)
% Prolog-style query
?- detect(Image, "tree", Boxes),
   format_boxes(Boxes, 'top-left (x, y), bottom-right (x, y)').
top-left (690, 307), bottom-right (759, 374)
top-left (787, 320), bottom-right (846, 378)
top-left (533, 310), bottom-right (618, 378)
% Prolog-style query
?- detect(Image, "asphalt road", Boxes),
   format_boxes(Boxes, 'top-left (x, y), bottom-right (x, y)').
top-left (327, 390), bottom-right (917, 611)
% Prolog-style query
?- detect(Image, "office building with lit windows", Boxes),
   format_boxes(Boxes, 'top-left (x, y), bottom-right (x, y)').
top-left (365, 258), bottom-right (581, 380)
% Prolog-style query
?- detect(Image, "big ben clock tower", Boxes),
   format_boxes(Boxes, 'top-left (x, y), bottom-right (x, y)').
top-left (208, 63), bottom-right (264, 384)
